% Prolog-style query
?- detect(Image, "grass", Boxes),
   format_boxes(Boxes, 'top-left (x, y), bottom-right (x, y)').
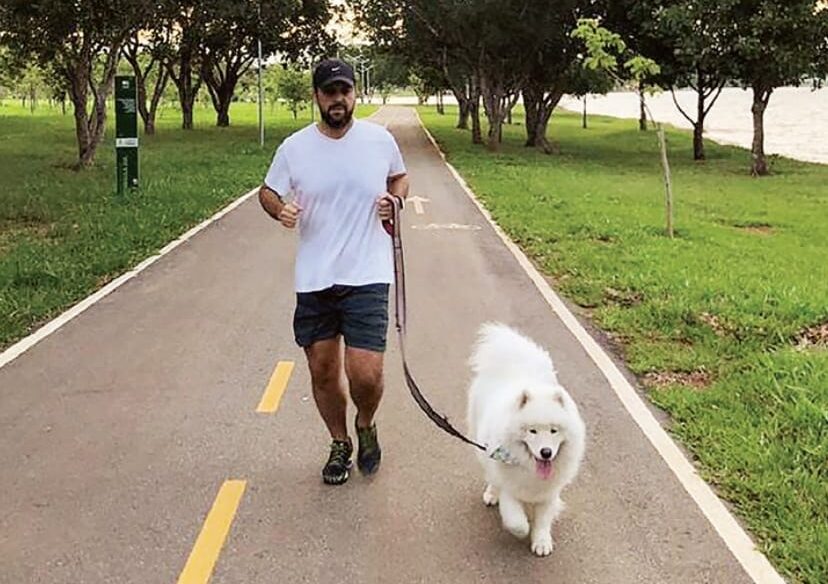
top-left (0, 100), bottom-right (377, 349)
top-left (419, 106), bottom-right (828, 584)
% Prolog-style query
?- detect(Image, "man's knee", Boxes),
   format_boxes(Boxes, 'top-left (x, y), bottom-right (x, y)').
top-left (346, 349), bottom-right (384, 391)
top-left (305, 340), bottom-right (342, 389)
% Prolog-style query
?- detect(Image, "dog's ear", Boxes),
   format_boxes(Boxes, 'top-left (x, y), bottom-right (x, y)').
top-left (519, 391), bottom-right (530, 409)
top-left (554, 392), bottom-right (565, 407)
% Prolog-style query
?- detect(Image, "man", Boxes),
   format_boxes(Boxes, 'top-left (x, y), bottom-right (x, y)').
top-left (258, 58), bottom-right (409, 485)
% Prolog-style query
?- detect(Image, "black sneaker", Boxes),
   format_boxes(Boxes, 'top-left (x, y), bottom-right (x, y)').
top-left (322, 439), bottom-right (353, 485)
top-left (355, 418), bottom-right (381, 476)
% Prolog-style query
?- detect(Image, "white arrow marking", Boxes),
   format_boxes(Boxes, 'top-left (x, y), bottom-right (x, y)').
top-left (408, 195), bottom-right (430, 215)
top-left (411, 223), bottom-right (481, 231)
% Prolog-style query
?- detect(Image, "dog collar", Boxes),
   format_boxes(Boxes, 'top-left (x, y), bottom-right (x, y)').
top-left (489, 445), bottom-right (521, 465)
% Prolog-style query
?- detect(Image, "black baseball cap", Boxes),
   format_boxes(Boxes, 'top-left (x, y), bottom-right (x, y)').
top-left (313, 58), bottom-right (355, 90)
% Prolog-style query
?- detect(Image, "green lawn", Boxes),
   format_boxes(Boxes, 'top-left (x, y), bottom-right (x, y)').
top-left (419, 106), bottom-right (827, 584)
top-left (0, 100), bottom-right (376, 349)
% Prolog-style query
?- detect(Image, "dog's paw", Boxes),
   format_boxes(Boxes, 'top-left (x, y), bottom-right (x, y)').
top-left (504, 518), bottom-right (530, 540)
top-left (531, 534), bottom-right (554, 557)
top-left (482, 485), bottom-right (499, 507)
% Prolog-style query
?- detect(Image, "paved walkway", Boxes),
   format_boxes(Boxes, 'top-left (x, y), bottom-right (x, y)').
top-left (0, 106), bottom-right (771, 583)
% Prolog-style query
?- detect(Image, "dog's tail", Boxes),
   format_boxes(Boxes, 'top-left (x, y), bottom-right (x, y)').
top-left (469, 322), bottom-right (557, 381)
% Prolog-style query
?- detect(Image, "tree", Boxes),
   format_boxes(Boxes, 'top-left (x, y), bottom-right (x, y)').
top-left (521, 0), bottom-right (597, 153)
top-left (1, 0), bottom-right (145, 167)
top-left (371, 51), bottom-right (409, 104)
top-left (156, 0), bottom-right (208, 130)
top-left (10, 64), bottom-right (51, 112)
top-left (630, 0), bottom-right (736, 160)
top-left (198, 0), bottom-right (332, 127)
top-left (122, 33), bottom-right (170, 135)
top-left (566, 61), bottom-right (615, 129)
top-left (726, 0), bottom-right (828, 175)
top-left (262, 64), bottom-right (283, 110)
top-left (603, 0), bottom-right (665, 132)
top-left (276, 66), bottom-right (310, 119)
top-left (573, 18), bottom-right (675, 238)
top-left (356, 0), bottom-right (607, 151)
top-left (351, 0), bottom-right (481, 140)
top-left (407, 67), bottom-right (442, 105)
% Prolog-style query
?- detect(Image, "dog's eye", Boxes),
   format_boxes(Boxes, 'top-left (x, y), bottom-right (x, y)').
top-left (529, 429), bottom-right (537, 434)
top-left (550, 428), bottom-right (558, 434)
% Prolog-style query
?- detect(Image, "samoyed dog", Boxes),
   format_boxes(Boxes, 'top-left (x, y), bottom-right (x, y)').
top-left (467, 323), bottom-right (586, 556)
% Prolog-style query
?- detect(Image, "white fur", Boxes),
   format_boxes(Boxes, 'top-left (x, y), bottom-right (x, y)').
top-left (467, 322), bottom-right (586, 556)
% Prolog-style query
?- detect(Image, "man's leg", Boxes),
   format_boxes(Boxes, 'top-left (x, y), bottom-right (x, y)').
top-left (305, 336), bottom-right (354, 485)
top-left (345, 347), bottom-right (384, 475)
top-left (344, 347), bottom-right (384, 428)
top-left (305, 337), bottom-right (348, 441)
top-left (340, 283), bottom-right (389, 476)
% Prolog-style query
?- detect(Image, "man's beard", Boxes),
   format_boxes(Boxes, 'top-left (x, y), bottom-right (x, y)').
top-left (321, 103), bottom-right (353, 129)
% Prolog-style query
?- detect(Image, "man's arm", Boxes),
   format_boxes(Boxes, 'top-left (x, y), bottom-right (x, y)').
top-left (259, 184), bottom-right (301, 228)
top-left (377, 173), bottom-right (410, 221)
top-left (387, 173), bottom-right (409, 203)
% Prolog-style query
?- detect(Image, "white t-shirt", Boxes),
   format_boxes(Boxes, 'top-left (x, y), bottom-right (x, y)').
top-left (264, 119), bottom-right (407, 293)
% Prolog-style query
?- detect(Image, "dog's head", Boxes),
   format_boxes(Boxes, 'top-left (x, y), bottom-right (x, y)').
top-left (503, 385), bottom-right (584, 480)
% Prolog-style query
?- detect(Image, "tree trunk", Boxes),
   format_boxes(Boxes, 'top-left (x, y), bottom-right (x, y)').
top-left (523, 85), bottom-right (540, 145)
top-left (124, 44), bottom-right (170, 136)
top-left (522, 83), bottom-right (563, 154)
top-left (145, 68), bottom-right (168, 136)
top-left (479, 73), bottom-right (505, 151)
top-left (68, 66), bottom-right (94, 167)
top-left (167, 47), bottom-right (200, 130)
top-left (639, 83), bottom-right (647, 131)
top-left (209, 75), bottom-right (233, 127)
top-left (693, 124), bottom-right (704, 161)
top-left (448, 85), bottom-right (470, 129)
top-left (582, 95), bottom-right (588, 129)
top-left (751, 84), bottom-right (772, 176)
top-left (216, 105), bottom-right (230, 126)
top-left (65, 43), bottom-right (121, 168)
top-left (135, 70), bottom-right (151, 131)
top-left (457, 98), bottom-right (470, 129)
top-left (693, 84), bottom-right (705, 160)
top-left (469, 76), bottom-right (483, 145)
top-left (181, 95), bottom-right (195, 130)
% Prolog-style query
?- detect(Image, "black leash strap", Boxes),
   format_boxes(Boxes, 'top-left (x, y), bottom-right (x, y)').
top-left (384, 195), bottom-right (486, 452)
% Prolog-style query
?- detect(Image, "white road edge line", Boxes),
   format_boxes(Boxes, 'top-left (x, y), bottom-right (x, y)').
top-left (0, 188), bottom-right (260, 370)
top-left (411, 108), bottom-right (786, 584)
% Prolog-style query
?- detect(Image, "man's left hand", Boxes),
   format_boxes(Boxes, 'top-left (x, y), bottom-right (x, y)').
top-left (377, 194), bottom-right (395, 221)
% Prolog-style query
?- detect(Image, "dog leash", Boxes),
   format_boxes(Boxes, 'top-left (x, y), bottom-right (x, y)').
top-left (383, 195), bottom-right (487, 452)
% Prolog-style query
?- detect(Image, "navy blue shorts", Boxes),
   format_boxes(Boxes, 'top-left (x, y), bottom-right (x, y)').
top-left (293, 284), bottom-right (390, 352)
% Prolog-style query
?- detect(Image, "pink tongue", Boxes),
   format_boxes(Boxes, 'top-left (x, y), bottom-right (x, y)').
top-left (535, 459), bottom-right (553, 480)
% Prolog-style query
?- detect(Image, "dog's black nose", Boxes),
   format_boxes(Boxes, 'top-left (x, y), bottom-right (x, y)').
top-left (540, 448), bottom-right (553, 460)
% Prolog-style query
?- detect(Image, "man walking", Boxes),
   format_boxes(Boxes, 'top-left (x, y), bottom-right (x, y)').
top-left (258, 58), bottom-right (409, 485)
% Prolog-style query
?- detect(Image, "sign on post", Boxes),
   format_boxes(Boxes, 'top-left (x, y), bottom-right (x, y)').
top-left (115, 75), bottom-right (139, 195)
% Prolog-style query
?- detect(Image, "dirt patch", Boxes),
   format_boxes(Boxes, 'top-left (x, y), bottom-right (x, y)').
top-left (732, 221), bottom-right (773, 235)
top-left (643, 369), bottom-right (713, 390)
top-left (794, 321), bottom-right (828, 349)
top-left (698, 311), bottom-right (734, 336)
top-left (604, 286), bottom-right (643, 307)
top-left (0, 222), bottom-right (53, 253)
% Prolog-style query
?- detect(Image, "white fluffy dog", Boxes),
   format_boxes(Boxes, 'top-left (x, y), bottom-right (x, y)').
top-left (467, 323), bottom-right (586, 556)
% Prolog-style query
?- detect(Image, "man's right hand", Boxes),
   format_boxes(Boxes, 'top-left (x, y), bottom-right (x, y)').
top-left (278, 201), bottom-right (302, 229)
